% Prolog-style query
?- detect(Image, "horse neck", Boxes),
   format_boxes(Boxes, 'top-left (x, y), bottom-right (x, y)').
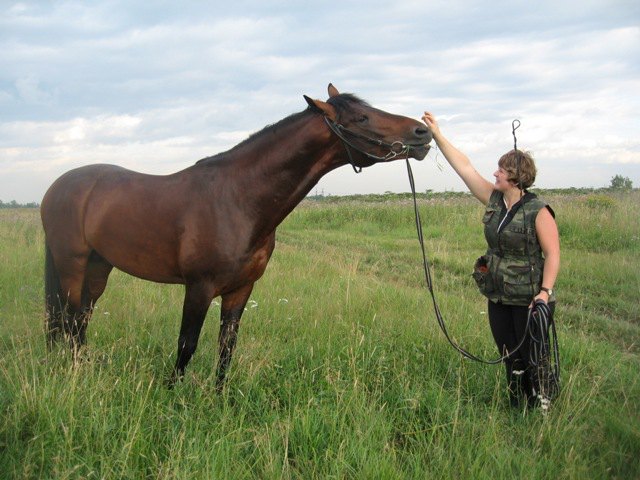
top-left (204, 112), bottom-right (346, 234)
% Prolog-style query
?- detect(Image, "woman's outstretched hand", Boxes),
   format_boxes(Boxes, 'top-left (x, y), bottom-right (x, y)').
top-left (421, 111), bottom-right (441, 138)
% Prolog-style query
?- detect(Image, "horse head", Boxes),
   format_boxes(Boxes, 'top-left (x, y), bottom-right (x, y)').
top-left (304, 84), bottom-right (432, 170)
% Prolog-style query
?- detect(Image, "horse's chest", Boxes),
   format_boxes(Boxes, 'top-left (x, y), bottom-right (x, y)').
top-left (184, 232), bottom-right (275, 287)
top-left (239, 245), bottom-right (272, 280)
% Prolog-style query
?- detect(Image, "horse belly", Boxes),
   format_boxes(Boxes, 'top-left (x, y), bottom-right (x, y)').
top-left (86, 214), bottom-right (183, 283)
top-left (108, 248), bottom-right (183, 284)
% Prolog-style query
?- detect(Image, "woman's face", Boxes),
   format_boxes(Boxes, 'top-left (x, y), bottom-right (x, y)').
top-left (493, 166), bottom-right (516, 192)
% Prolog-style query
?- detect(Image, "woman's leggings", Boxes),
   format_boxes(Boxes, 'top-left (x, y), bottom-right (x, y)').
top-left (488, 300), bottom-right (555, 402)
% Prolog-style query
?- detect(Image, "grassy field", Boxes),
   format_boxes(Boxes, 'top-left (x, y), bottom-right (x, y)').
top-left (1, 190), bottom-right (638, 479)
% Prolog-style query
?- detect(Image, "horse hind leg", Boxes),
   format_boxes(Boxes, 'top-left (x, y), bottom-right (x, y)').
top-left (45, 244), bottom-right (83, 351)
top-left (45, 244), bottom-right (94, 355)
top-left (45, 243), bottom-right (66, 348)
top-left (76, 251), bottom-right (114, 347)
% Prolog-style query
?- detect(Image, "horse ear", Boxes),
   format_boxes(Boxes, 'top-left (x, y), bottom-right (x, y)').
top-left (304, 95), bottom-right (337, 121)
top-left (328, 83), bottom-right (339, 97)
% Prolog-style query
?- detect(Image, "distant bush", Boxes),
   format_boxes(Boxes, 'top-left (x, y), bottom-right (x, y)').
top-left (584, 194), bottom-right (617, 210)
top-left (0, 200), bottom-right (39, 208)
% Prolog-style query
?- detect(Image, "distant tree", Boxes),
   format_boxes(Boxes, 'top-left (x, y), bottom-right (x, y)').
top-left (0, 199), bottom-right (39, 208)
top-left (609, 175), bottom-right (633, 190)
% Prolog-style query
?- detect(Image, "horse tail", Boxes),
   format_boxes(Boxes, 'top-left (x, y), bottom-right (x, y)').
top-left (44, 241), bottom-right (66, 347)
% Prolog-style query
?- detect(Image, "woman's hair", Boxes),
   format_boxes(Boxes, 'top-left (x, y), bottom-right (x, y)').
top-left (498, 149), bottom-right (537, 190)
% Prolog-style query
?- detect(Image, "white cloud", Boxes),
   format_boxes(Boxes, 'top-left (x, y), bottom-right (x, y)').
top-left (0, 0), bottom-right (639, 202)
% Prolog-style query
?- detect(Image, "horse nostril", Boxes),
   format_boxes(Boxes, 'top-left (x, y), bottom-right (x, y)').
top-left (414, 126), bottom-right (431, 139)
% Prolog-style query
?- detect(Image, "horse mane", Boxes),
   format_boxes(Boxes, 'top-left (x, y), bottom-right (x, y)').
top-left (196, 93), bottom-right (370, 165)
top-left (196, 110), bottom-right (310, 165)
top-left (327, 93), bottom-right (371, 112)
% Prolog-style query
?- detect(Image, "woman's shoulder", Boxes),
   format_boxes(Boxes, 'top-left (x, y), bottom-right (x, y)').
top-left (525, 192), bottom-right (555, 218)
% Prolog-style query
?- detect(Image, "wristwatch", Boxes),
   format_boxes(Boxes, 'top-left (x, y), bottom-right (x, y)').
top-left (540, 287), bottom-right (554, 296)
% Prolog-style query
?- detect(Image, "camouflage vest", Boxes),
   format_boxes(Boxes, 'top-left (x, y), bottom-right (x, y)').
top-left (472, 190), bottom-right (555, 306)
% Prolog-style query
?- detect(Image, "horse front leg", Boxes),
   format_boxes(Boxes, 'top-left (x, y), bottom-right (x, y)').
top-left (170, 281), bottom-right (216, 386)
top-left (216, 283), bottom-right (254, 392)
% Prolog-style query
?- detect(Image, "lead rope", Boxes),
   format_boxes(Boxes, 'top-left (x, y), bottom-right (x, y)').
top-left (405, 142), bottom-right (560, 400)
top-left (513, 118), bottom-right (561, 405)
top-left (404, 120), bottom-right (529, 363)
top-left (405, 158), bottom-right (526, 364)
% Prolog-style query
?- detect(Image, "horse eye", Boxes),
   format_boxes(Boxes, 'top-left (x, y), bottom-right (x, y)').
top-left (357, 115), bottom-right (369, 124)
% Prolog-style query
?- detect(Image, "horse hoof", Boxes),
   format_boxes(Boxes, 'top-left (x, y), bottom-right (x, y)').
top-left (166, 371), bottom-right (184, 389)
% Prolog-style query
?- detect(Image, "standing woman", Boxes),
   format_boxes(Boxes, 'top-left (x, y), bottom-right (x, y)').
top-left (422, 112), bottom-right (560, 408)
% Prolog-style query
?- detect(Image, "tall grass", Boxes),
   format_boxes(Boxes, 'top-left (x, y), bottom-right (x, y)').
top-left (1, 190), bottom-right (638, 478)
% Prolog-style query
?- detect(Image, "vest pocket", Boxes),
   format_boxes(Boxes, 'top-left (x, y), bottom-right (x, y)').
top-left (472, 255), bottom-right (496, 295)
top-left (503, 264), bottom-right (540, 301)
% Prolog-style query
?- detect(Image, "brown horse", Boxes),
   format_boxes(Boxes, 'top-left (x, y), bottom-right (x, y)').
top-left (41, 84), bottom-right (432, 389)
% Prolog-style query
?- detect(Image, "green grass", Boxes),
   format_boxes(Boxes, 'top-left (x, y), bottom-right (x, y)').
top-left (1, 190), bottom-right (638, 479)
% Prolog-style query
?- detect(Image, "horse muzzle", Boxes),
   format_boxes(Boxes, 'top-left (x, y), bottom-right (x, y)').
top-left (408, 143), bottom-right (431, 161)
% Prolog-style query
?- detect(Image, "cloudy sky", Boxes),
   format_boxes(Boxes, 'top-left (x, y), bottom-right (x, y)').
top-left (1, 0), bottom-right (639, 203)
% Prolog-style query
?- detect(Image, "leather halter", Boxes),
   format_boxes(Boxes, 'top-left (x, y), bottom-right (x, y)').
top-left (324, 117), bottom-right (411, 173)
